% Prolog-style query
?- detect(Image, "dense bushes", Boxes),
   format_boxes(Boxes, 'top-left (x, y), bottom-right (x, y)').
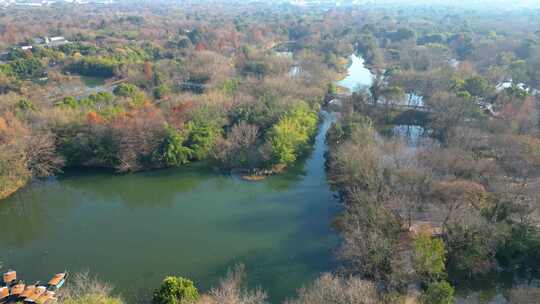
top-left (113, 83), bottom-right (145, 104)
top-left (68, 58), bottom-right (116, 78)
top-left (152, 277), bottom-right (199, 304)
top-left (9, 58), bottom-right (45, 79)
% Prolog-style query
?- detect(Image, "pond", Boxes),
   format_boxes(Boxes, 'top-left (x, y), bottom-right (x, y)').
top-left (337, 54), bottom-right (373, 92)
top-left (0, 114), bottom-right (339, 303)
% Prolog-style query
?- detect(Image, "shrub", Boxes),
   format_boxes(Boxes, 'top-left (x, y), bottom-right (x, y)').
top-left (16, 98), bottom-right (35, 111)
top-left (113, 83), bottom-right (145, 104)
top-left (152, 277), bottom-right (199, 304)
top-left (208, 264), bottom-right (267, 304)
top-left (422, 280), bottom-right (454, 304)
top-left (56, 96), bottom-right (78, 108)
top-left (154, 84), bottom-right (171, 99)
top-left (59, 272), bottom-right (124, 304)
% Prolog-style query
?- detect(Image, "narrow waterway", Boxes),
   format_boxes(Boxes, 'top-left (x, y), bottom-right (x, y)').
top-left (338, 54), bottom-right (534, 304)
top-left (0, 114), bottom-right (339, 303)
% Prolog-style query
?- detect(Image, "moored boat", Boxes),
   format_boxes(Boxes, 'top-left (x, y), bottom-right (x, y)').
top-left (2, 272), bottom-right (16, 286)
top-left (0, 287), bottom-right (9, 302)
top-left (35, 291), bottom-right (55, 304)
top-left (25, 286), bottom-right (47, 302)
top-left (0, 271), bottom-right (65, 304)
top-left (20, 285), bottom-right (36, 298)
top-left (47, 273), bottom-right (67, 291)
top-left (10, 283), bottom-right (25, 296)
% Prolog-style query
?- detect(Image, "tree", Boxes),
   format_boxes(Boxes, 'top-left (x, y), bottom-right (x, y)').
top-left (0, 112), bottom-right (30, 199)
top-left (185, 120), bottom-right (220, 161)
top-left (208, 265), bottom-right (267, 304)
top-left (268, 103), bottom-right (317, 166)
top-left (431, 180), bottom-right (488, 229)
top-left (462, 76), bottom-right (491, 99)
top-left (286, 274), bottom-right (380, 304)
top-left (156, 124), bottom-right (193, 167)
top-left (9, 58), bottom-right (44, 79)
top-left (152, 277), bottom-right (199, 304)
top-left (412, 234), bottom-right (446, 282)
top-left (112, 103), bottom-right (165, 172)
top-left (422, 280), bottom-right (454, 304)
top-left (113, 83), bottom-right (145, 104)
top-left (26, 131), bottom-right (64, 179)
top-left (213, 122), bottom-right (261, 169)
top-left (427, 92), bottom-right (478, 144)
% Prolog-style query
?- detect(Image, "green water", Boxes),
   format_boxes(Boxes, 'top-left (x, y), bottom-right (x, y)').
top-left (0, 112), bottom-right (339, 303)
top-left (81, 76), bottom-right (106, 88)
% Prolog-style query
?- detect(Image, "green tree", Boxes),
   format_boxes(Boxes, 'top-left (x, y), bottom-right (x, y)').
top-left (157, 124), bottom-right (193, 167)
top-left (113, 83), bottom-right (145, 104)
top-left (55, 96), bottom-right (78, 109)
top-left (422, 280), bottom-right (454, 304)
top-left (152, 277), bottom-right (199, 304)
top-left (268, 103), bottom-right (317, 165)
top-left (413, 234), bottom-right (447, 281)
top-left (463, 76), bottom-right (491, 98)
top-left (154, 84), bottom-right (171, 99)
top-left (10, 58), bottom-right (44, 79)
top-left (185, 121), bottom-right (219, 161)
top-left (17, 99), bottom-right (35, 111)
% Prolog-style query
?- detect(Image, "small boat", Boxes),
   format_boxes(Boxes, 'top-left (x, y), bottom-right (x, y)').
top-left (20, 285), bottom-right (36, 298)
top-left (2, 271), bottom-right (16, 286)
top-left (25, 286), bottom-right (46, 302)
top-left (35, 291), bottom-right (55, 304)
top-left (10, 283), bottom-right (26, 296)
top-left (0, 287), bottom-right (9, 301)
top-left (47, 273), bottom-right (67, 291)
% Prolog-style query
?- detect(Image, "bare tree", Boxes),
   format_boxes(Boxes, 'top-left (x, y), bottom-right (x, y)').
top-left (207, 264), bottom-right (268, 304)
top-left (286, 274), bottom-right (380, 304)
top-left (26, 131), bottom-right (64, 178)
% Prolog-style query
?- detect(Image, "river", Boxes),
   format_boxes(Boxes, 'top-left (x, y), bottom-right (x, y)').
top-left (2, 53), bottom-right (512, 303)
top-left (0, 116), bottom-right (339, 302)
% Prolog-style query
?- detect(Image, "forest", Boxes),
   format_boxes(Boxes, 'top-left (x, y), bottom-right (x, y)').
top-left (0, 0), bottom-right (539, 304)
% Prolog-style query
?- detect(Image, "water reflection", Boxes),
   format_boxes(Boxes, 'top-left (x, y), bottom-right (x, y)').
top-left (337, 54), bottom-right (373, 92)
top-left (391, 125), bottom-right (429, 148)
